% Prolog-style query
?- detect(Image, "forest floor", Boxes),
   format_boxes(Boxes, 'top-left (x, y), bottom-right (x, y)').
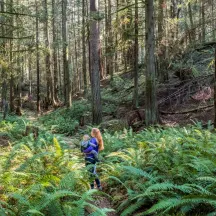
top-left (0, 136), bottom-right (10, 147)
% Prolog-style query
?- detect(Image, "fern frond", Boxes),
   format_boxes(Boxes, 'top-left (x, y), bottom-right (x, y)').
top-left (134, 183), bottom-right (193, 200)
top-left (46, 200), bottom-right (64, 216)
top-left (53, 137), bottom-right (63, 157)
top-left (23, 183), bottom-right (45, 195)
top-left (117, 198), bottom-right (132, 212)
top-left (197, 176), bottom-right (216, 183)
top-left (26, 209), bottom-right (44, 216)
top-left (9, 193), bottom-right (31, 207)
top-left (85, 202), bottom-right (115, 216)
top-left (207, 211), bottom-right (216, 216)
top-left (40, 174), bottom-right (61, 186)
top-left (145, 195), bottom-right (216, 215)
top-left (79, 189), bottom-right (101, 203)
top-left (186, 184), bottom-right (213, 196)
top-left (0, 208), bottom-right (7, 216)
top-left (108, 176), bottom-right (129, 191)
top-left (179, 204), bottom-right (194, 214)
top-left (16, 152), bottom-right (52, 172)
top-left (38, 190), bottom-right (80, 210)
top-left (122, 166), bottom-right (155, 181)
top-left (106, 151), bottom-right (132, 161)
top-left (120, 200), bottom-right (144, 216)
top-left (144, 198), bottom-right (180, 215)
top-left (58, 172), bottom-right (76, 190)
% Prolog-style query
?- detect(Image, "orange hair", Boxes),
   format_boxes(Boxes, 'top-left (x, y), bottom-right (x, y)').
top-left (91, 128), bottom-right (104, 151)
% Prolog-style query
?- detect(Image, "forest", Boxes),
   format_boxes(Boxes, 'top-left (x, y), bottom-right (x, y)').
top-left (0, 0), bottom-right (216, 215)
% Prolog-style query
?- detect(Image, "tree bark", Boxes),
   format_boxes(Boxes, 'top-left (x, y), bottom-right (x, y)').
top-left (77, 2), bottom-right (82, 91)
top-left (105, 0), bottom-right (113, 80)
top-left (114, 0), bottom-right (119, 73)
top-left (57, 37), bottom-right (62, 95)
top-left (52, 0), bottom-right (59, 103)
top-left (201, 0), bottom-right (205, 43)
top-left (16, 8), bottom-right (22, 110)
top-left (214, 47), bottom-right (216, 128)
top-left (43, 0), bottom-right (55, 106)
top-left (9, 0), bottom-right (15, 113)
top-left (72, 7), bottom-right (79, 94)
top-left (133, 0), bottom-right (138, 108)
top-left (145, 0), bottom-right (158, 126)
top-left (82, 0), bottom-right (87, 96)
top-left (212, 0), bottom-right (215, 40)
top-left (89, 0), bottom-right (102, 124)
top-left (36, 0), bottom-right (40, 113)
top-left (28, 50), bottom-right (32, 95)
top-left (0, 0), bottom-right (7, 109)
top-left (158, 0), bottom-right (168, 82)
top-left (62, 0), bottom-right (71, 107)
top-left (188, 2), bottom-right (195, 41)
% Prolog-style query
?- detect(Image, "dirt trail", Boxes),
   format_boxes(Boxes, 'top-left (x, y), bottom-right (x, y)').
top-left (86, 196), bottom-right (117, 216)
top-left (95, 196), bottom-right (117, 216)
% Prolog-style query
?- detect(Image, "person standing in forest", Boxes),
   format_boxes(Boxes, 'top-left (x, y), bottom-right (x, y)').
top-left (82, 128), bottom-right (104, 190)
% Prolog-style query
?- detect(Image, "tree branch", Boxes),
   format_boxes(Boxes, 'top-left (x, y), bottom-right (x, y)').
top-left (0, 11), bottom-right (35, 17)
top-left (0, 35), bottom-right (34, 39)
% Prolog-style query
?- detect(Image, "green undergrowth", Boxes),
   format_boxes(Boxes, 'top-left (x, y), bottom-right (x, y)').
top-left (101, 126), bottom-right (216, 215)
top-left (101, 74), bottom-right (145, 113)
top-left (39, 100), bottom-right (91, 135)
top-left (0, 119), bottom-right (113, 216)
top-left (2, 114), bottom-right (216, 215)
top-left (38, 74), bottom-right (145, 136)
top-left (0, 115), bottom-right (27, 141)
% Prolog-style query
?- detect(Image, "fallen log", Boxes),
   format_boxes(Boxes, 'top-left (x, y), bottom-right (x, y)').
top-left (160, 104), bottom-right (213, 114)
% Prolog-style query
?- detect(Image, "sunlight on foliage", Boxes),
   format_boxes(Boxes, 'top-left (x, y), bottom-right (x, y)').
top-left (101, 126), bottom-right (216, 215)
top-left (0, 120), bottom-right (111, 215)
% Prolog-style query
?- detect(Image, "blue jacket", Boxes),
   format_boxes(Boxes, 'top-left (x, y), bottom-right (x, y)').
top-left (82, 137), bottom-right (98, 159)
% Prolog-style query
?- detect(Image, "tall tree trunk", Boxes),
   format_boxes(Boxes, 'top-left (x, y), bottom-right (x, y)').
top-left (212, 0), bottom-right (215, 40)
top-left (71, 3), bottom-right (78, 94)
top-left (158, 0), bottom-right (164, 46)
top-left (1, 0), bottom-right (7, 108)
top-left (82, 0), bottom-right (87, 96)
top-left (114, 0), bottom-right (119, 73)
top-left (85, 0), bottom-right (91, 83)
top-left (57, 37), bottom-right (62, 95)
top-left (164, 2), bottom-right (168, 55)
top-left (201, 0), bottom-right (205, 43)
top-left (73, 14), bottom-right (79, 93)
top-left (158, 0), bottom-right (168, 82)
top-left (97, 0), bottom-right (104, 80)
top-left (28, 50), bottom-right (32, 95)
top-left (89, 0), bottom-right (102, 124)
top-left (104, 0), bottom-right (108, 77)
top-left (52, 0), bottom-right (59, 103)
top-left (62, 0), bottom-right (71, 107)
top-left (145, 0), bottom-right (158, 126)
top-left (188, 2), bottom-right (195, 41)
top-left (107, 0), bottom-right (113, 80)
top-left (170, 0), bottom-right (178, 40)
top-left (133, 0), bottom-right (138, 108)
top-left (36, 0), bottom-right (40, 113)
top-left (77, 2), bottom-right (82, 91)
top-left (43, 0), bottom-right (55, 106)
top-left (16, 9), bottom-right (22, 110)
top-left (99, 41), bottom-right (104, 79)
top-left (214, 47), bottom-right (216, 128)
top-left (9, 0), bottom-right (14, 113)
